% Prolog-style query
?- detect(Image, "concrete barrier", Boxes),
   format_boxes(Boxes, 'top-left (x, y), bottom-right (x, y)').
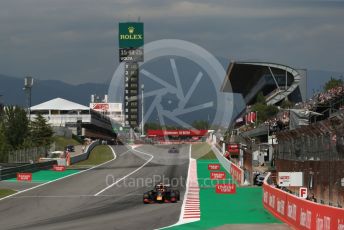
top-left (211, 144), bottom-right (245, 185)
top-left (70, 140), bottom-right (100, 164)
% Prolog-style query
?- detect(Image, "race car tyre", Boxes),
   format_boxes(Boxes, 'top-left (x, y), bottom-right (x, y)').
top-left (174, 190), bottom-right (180, 200)
top-left (143, 193), bottom-right (150, 204)
top-left (170, 193), bottom-right (177, 203)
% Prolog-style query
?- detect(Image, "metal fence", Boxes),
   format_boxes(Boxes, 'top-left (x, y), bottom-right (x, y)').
top-left (8, 146), bottom-right (50, 163)
top-left (276, 113), bottom-right (344, 161)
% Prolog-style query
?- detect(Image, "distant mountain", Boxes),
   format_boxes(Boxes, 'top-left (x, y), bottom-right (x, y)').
top-left (0, 74), bottom-right (108, 106)
top-left (0, 62), bottom-right (342, 127)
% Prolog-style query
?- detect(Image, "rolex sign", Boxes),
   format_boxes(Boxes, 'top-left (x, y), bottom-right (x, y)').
top-left (119, 22), bottom-right (144, 48)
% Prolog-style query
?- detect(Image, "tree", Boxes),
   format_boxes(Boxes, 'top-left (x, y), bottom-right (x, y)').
top-left (0, 122), bottom-right (9, 162)
top-left (280, 99), bottom-right (293, 109)
top-left (3, 106), bottom-right (29, 149)
top-left (255, 92), bottom-right (266, 104)
top-left (192, 120), bottom-right (210, 130)
top-left (324, 77), bottom-right (343, 91)
top-left (30, 113), bottom-right (54, 147)
top-left (251, 103), bottom-right (279, 124)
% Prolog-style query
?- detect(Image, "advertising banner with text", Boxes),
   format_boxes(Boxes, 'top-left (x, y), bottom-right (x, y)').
top-left (263, 182), bottom-right (344, 230)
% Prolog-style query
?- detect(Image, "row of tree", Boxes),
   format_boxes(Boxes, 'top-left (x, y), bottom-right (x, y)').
top-left (144, 120), bottom-right (210, 132)
top-left (0, 106), bottom-right (53, 162)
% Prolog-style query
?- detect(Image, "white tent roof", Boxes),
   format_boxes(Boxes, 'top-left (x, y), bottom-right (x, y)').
top-left (31, 98), bottom-right (89, 111)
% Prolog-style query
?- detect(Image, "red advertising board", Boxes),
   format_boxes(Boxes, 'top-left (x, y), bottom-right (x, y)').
top-left (230, 163), bottom-right (243, 185)
top-left (92, 103), bottom-right (109, 111)
top-left (216, 184), bottom-right (236, 194)
top-left (208, 164), bottom-right (220, 170)
top-left (53, 165), bottom-right (66, 172)
top-left (210, 171), bottom-right (226, 180)
top-left (228, 144), bottom-right (239, 154)
top-left (147, 129), bottom-right (208, 137)
top-left (16, 173), bottom-right (32, 182)
top-left (263, 181), bottom-right (344, 230)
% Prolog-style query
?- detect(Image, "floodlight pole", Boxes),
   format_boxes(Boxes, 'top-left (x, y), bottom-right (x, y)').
top-left (24, 76), bottom-right (33, 121)
top-left (141, 84), bottom-right (144, 136)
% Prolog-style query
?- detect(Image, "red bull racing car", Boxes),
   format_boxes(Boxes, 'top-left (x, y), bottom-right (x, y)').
top-left (143, 183), bottom-right (180, 204)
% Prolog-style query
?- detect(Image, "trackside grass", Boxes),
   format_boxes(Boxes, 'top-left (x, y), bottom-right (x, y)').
top-left (0, 189), bottom-right (16, 198)
top-left (192, 143), bottom-right (217, 159)
top-left (53, 136), bottom-right (82, 151)
top-left (74, 145), bottom-right (113, 166)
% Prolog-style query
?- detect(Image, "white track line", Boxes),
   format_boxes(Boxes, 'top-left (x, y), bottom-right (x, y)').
top-left (119, 149), bottom-right (131, 156)
top-left (178, 144), bottom-right (193, 222)
top-left (9, 194), bottom-right (143, 199)
top-left (93, 146), bottom-right (153, 196)
top-left (160, 144), bottom-right (200, 229)
top-left (0, 145), bottom-right (117, 202)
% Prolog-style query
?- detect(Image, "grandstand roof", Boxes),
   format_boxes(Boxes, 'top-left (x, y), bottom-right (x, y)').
top-left (221, 61), bottom-right (306, 105)
top-left (31, 98), bottom-right (89, 111)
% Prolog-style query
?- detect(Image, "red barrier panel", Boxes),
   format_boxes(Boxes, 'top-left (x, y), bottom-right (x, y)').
top-left (230, 162), bottom-right (244, 185)
top-left (147, 129), bottom-right (208, 137)
top-left (208, 164), bottom-right (220, 170)
top-left (53, 165), bottom-right (66, 172)
top-left (17, 173), bottom-right (32, 181)
top-left (263, 180), bottom-right (344, 230)
top-left (210, 172), bottom-right (226, 180)
top-left (216, 184), bottom-right (236, 194)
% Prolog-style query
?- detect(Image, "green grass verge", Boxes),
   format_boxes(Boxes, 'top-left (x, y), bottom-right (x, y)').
top-left (74, 145), bottom-right (113, 166)
top-left (198, 151), bottom-right (217, 160)
top-left (53, 136), bottom-right (82, 151)
top-left (0, 189), bottom-right (16, 198)
top-left (5, 169), bottom-right (80, 183)
top-left (168, 159), bottom-right (281, 230)
top-left (192, 143), bottom-right (217, 159)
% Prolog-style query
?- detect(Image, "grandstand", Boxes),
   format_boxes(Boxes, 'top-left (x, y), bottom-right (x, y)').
top-left (221, 62), bottom-right (307, 106)
top-left (30, 98), bottom-right (116, 140)
top-left (225, 75), bottom-right (344, 207)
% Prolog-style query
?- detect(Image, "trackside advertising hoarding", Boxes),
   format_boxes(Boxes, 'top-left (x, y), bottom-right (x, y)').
top-left (147, 129), bottom-right (208, 137)
top-left (119, 22), bottom-right (144, 48)
top-left (230, 162), bottom-right (244, 185)
top-left (263, 180), bottom-right (344, 230)
top-left (278, 172), bottom-right (303, 187)
top-left (17, 173), bottom-right (32, 181)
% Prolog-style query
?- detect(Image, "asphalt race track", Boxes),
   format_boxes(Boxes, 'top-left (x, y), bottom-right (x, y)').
top-left (0, 144), bottom-right (189, 230)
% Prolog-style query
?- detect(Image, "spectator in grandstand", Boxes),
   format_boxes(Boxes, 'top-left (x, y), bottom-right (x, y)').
top-left (307, 193), bottom-right (317, 203)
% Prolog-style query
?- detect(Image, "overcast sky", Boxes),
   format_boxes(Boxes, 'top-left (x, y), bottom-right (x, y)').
top-left (1, 0), bottom-right (343, 84)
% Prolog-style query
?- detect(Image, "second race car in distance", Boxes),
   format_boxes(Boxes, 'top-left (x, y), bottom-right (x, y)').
top-left (168, 146), bottom-right (179, 153)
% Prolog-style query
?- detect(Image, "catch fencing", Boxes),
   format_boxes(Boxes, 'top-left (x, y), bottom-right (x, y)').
top-left (8, 146), bottom-right (50, 163)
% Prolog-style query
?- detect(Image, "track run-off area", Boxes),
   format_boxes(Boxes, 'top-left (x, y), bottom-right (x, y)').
top-left (0, 143), bottom-right (289, 229)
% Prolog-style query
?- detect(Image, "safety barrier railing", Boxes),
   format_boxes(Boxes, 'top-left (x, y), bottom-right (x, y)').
top-left (263, 172), bottom-right (344, 230)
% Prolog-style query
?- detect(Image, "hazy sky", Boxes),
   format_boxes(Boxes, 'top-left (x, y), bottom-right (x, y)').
top-left (1, 0), bottom-right (343, 84)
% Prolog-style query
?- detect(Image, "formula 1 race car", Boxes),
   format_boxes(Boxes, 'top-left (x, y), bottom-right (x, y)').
top-left (168, 146), bottom-right (179, 153)
top-left (143, 183), bottom-right (180, 204)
